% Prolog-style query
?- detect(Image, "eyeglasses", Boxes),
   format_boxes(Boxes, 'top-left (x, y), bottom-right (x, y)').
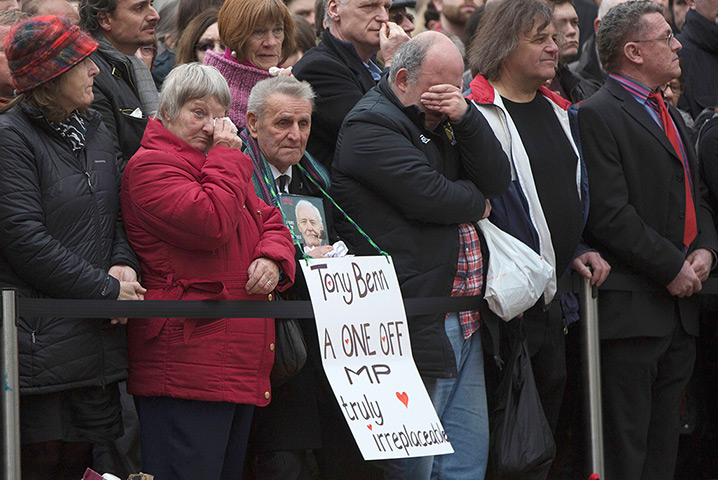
top-left (633, 32), bottom-right (674, 47)
top-left (389, 10), bottom-right (415, 24)
top-left (195, 40), bottom-right (225, 52)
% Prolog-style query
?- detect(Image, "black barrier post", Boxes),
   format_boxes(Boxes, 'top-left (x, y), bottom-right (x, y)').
top-left (1, 289), bottom-right (21, 479)
top-left (578, 277), bottom-right (605, 478)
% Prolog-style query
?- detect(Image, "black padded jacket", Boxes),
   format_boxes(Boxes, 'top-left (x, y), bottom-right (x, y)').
top-left (0, 103), bottom-right (139, 394)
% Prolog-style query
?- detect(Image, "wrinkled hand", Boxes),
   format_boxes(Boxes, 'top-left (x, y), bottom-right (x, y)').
top-left (110, 265), bottom-right (146, 325)
top-left (306, 245), bottom-right (334, 258)
top-left (109, 265), bottom-right (137, 283)
top-left (481, 199), bottom-right (491, 220)
top-left (687, 248), bottom-right (713, 282)
top-left (667, 260), bottom-right (702, 297)
top-left (379, 21), bottom-right (409, 67)
top-left (420, 84), bottom-right (468, 123)
top-left (246, 257), bottom-right (280, 295)
top-left (213, 117), bottom-right (243, 150)
top-left (571, 251), bottom-right (611, 287)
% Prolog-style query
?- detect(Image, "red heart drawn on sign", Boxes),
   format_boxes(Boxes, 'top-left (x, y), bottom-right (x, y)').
top-left (382, 336), bottom-right (386, 341)
top-left (367, 424), bottom-right (373, 431)
top-left (396, 391), bottom-right (409, 408)
top-left (345, 339), bottom-right (349, 344)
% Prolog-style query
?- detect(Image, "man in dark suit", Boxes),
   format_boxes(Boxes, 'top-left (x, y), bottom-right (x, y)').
top-left (578, 2), bottom-right (718, 479)
top-left (292, 0), bottom-right (408, 171)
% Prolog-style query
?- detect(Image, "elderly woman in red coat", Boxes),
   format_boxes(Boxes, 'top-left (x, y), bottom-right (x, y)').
top-left (120, 63), bottom-right (296, 480)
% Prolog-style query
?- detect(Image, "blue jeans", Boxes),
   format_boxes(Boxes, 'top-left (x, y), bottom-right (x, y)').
top-left (379, 313), bottom-right (489, 480)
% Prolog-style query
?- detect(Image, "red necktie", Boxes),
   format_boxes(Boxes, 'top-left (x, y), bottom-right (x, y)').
top-left (648, 90), bottom-right (697, 248)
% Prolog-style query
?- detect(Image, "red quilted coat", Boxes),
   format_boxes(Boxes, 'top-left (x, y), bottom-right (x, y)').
top-left (121, 118), bottom-right (296, 406)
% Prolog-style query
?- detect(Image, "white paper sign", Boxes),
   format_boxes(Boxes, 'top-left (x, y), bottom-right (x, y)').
top-left (301, 256), bottom-right (454, 460)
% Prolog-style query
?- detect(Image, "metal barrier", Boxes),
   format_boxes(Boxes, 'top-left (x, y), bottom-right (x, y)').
top-left (1, 290), bottom-right (20, 480)
top-left (578, 279), bottom-right (605, 479)
top-left (3, 276), bottom-right (716, 479)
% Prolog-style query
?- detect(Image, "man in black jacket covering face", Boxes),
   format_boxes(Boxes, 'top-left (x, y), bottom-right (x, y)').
top-left (333, 31), bottom-right (511, 479)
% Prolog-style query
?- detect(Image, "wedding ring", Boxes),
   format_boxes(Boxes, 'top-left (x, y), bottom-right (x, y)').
top-left (266, 280), bottom-right (273, 286)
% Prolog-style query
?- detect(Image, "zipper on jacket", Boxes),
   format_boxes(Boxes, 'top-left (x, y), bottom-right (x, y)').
top-left (84, 169), bottom-right (108, 387)
top-left (84, 170), bottom-right (104, 270)
top-left (84, 171), bottom-right (94, 193)
top-left (31, 331), bottom-right (35, 344)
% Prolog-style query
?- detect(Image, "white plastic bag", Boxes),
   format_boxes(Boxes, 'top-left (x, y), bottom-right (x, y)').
top-left (477, 219), bottom-right (554, 321)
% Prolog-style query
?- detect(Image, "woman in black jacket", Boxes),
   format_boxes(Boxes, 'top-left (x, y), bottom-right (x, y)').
top-left (0, 16), bottom-right (145, 479)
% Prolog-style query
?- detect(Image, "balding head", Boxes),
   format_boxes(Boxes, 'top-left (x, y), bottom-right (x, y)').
top-left (389, 31), bottom-right (465, 130)
top-left (389, 31), bottom-right (463, 85)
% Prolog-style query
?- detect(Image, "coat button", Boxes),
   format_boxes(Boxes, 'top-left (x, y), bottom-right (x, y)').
top-left (677, 174), bottom-right (684, 182)
top-left (679, 212), bottom-right (685, 219)
top-left (264, 391), bottom-right (270, 399)
top-left (268, 293), bottom-right (273, 301)
top-left (270, 343), bottom-right (275, 351)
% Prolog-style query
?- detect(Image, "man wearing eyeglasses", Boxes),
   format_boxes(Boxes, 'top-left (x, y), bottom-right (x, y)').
top-left (578, 2), bottom-right (718, 479)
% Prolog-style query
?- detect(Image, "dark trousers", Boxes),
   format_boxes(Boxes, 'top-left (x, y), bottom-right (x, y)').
top-left (136, 396), bottom-right (254, 480)
top-left (524, 301), bottom-right (568, 433)
top-left (246, 450), bottom-right (312, 480)
top-left (600, 322), bottom-right (695, 480)
top-left (21, 440), bottom-right (92, 480)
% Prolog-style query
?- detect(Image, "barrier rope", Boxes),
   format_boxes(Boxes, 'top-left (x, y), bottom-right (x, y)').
top-left (9, 274), bottom-right (718, 320)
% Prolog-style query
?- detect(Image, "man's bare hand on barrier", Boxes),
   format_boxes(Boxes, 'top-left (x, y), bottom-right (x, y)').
top-left (572, 251), bottom-right (611, 287)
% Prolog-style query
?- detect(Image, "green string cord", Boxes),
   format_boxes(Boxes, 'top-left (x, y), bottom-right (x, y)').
top-left (296, 163), bottom-right (389, 261)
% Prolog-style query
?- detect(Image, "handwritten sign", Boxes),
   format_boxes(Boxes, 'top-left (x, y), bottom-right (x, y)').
top-left (301, 256), bottom-right (453, 460)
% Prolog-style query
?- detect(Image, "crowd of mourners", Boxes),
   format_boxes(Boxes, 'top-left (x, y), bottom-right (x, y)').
top-left (1, 0), bottom-right (718, 478)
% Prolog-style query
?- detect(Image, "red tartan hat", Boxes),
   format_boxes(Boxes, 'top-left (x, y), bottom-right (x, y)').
top-left (5, 15), bottom-right (98, 93)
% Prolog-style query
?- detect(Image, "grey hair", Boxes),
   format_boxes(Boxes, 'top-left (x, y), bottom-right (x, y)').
top-left (247, 75), bottom-right (316, 121)
top-left (597, 0), bottom-right (662, 73)
top-left (388, 34), bottom-right (434, 85)
top-left (467, 0), bottom-right (554, 80)
top-left (324, 0), bottom-right (349, 27)
top-left (157, 63), bottom-right (231, 122)
top-left (79, 0), bottom-right (118, 33)
top-left (295, 200), bottom-right (323, 225)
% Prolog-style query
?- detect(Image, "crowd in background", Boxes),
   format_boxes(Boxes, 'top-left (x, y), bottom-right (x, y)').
top-left (1, 0), bottom-right (718, 478)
